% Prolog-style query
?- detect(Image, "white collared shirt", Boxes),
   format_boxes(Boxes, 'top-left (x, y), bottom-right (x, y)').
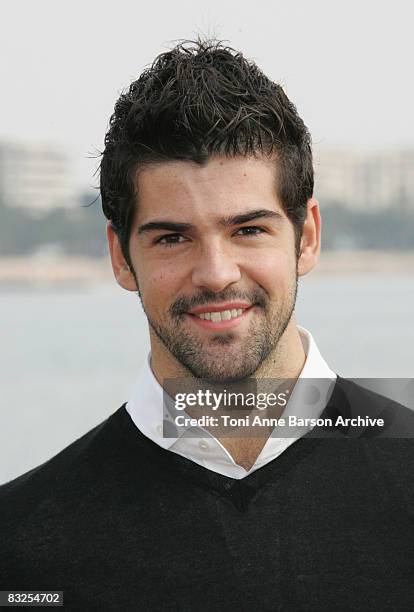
top-left (126, 326), bottom-right (336, 479)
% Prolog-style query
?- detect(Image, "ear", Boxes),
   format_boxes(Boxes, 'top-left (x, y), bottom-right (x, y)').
top-left (106, 221), bottom-right (138, 291)
top-left (297, 198), bottom-right (321, 277)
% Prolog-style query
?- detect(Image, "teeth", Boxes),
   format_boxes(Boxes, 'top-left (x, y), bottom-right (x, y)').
top-left (195, 308), bottom-right (246, 321)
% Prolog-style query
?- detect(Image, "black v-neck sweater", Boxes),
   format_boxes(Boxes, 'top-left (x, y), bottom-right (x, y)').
top-left (1, 377), bottom-right (413, 611)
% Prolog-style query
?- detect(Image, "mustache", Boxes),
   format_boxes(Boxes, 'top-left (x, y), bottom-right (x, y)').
top-left (170, 287), bottom-right (269, 319)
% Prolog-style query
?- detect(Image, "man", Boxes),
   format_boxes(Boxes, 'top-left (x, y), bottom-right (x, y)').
top-left (1, 40), bottom-right (413, 610)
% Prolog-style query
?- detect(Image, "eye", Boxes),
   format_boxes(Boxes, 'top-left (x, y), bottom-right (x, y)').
top-left (155, 233), bottom-right (188, 247)
top-left (235, 226), bottom-right (266, 237)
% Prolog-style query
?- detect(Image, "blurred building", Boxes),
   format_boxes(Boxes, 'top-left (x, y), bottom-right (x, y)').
top-left (1, 141), bottom-right (413, 214)
top-left (314, 149), bottom-right (414, 211)
top-left (0, 141), bottom-right (75, 211)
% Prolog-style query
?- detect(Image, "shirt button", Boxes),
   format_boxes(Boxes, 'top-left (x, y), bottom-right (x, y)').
top-left (156, 425), bottom-right (163, 436)
top-left (198, 440), bottom-right (209, 450)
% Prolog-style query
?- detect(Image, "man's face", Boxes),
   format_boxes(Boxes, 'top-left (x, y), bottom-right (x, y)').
top-left (126, 156), bottom-right (301, 382)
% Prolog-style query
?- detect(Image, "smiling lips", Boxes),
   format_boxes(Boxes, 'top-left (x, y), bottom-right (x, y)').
top-left (187, 303), bottom-right (253, 328)
top-left (196, 308), bottom-right (244, 322)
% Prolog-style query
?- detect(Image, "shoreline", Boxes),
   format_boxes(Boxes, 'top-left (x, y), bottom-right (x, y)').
top-left (0, 251), bottom-right (413, 287)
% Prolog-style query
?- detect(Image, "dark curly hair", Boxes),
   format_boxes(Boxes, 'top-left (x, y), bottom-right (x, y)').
top-left (100, 39), bottom-right (314, 265)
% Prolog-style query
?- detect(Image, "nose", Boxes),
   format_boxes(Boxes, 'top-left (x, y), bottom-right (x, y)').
top-left (191, 239), bottom-right (242, 293)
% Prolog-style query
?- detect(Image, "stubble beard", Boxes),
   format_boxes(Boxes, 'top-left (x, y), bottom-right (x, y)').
top-left (135, 270), bottom-right (299, 384)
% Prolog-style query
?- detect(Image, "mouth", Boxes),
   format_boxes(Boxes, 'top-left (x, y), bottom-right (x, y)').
top-left (186, 303), bottom-right (255, 330)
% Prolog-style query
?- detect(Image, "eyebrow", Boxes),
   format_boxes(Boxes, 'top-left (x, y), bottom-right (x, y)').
top-left (137, 208), bottom-right (284, 235)
top-left (221, 209), bottom-right (284, 226)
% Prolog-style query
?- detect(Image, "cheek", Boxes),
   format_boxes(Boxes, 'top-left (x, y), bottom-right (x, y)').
top-left (138, 261), bottom-right (186, 308)
top-left (244, 249), bottom-right (295, 291)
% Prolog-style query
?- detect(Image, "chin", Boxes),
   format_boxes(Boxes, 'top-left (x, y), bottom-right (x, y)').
top-left (187, 361), bottom-right (259, 384)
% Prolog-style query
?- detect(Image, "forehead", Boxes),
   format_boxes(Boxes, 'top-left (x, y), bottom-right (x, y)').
top-left (133, 155), bottom-right (283, 221)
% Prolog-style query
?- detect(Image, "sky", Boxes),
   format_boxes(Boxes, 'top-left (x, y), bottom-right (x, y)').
top-left (1, 0), bottom-right (413, 190)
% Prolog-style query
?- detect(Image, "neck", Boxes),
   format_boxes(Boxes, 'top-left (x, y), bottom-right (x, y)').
top-left (149, 317), bottom-right (306, 471)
